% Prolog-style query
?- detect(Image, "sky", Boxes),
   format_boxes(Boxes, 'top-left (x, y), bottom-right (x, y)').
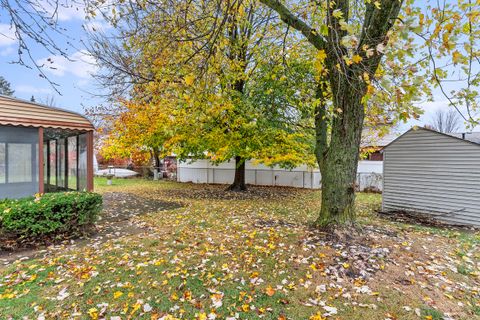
top-left (0, 3), bottom-right (105, 114)
top-left (0, 2), bottom-right (476, 133)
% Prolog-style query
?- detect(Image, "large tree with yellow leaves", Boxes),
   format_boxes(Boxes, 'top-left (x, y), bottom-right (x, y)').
top-left (258, 0), bottom-right (480, 227)
top-left (88, 0), bottom-right (480, 228)
top-left (88, 0), bottom-right (317, 190)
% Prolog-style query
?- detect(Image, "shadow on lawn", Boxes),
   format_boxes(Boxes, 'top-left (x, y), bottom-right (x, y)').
top-left (102, 192), bottom-right (183, 222)
top-left (166, 183), bottom-right (310, 201)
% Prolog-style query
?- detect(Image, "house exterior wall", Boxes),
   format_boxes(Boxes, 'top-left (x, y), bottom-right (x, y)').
top-left (0, 126), bottom-right (39, 199)
top-left (367, 151), bottom-right (383, 161)
top-left (382, 128), bottom-right (480, 226)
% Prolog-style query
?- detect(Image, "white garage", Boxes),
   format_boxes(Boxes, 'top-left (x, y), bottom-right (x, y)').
top-left (382, 127), bottom-right (480, 226)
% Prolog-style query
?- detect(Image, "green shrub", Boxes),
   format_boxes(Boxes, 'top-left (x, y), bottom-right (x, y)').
top-left (0, 192), bottom-right (102, 238)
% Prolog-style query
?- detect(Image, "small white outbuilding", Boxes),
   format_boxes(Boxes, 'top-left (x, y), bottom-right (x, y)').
top-left (382, 127), bottom-right (480, 226)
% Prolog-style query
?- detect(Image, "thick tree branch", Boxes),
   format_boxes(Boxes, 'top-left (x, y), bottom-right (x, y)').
top-left (258, 0), bottom-right (325, 50)
top-left (314, 81), bottom-right (329, 170)
top-left (358, 0), bottom-right (404, 74)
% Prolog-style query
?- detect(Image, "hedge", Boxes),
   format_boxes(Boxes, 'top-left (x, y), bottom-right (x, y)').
top-left (0, 192), bottom-right (102, 238)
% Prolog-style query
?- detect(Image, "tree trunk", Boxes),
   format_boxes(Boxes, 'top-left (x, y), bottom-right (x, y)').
top-left (315, 78), bottom-right (366, 228)
top-left (153, 151), bottom-right (161, 180)
top-left (227, 156), bottom-right (247, 191)
top-left (259, 0), bottom-right (403, 229)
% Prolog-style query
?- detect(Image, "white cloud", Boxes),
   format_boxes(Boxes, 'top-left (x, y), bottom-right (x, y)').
top-left (37, 50), bottom-right (98, 78)
top-left (37, 1), bottom-right (86, 22)
top-left (76, 78), bottom-right (90, 87)
top-left (56, 5), bottom-right (85, 21)
top-left (0, 46), bottom-right (14, 56)
top-left (83, 20), bottom-right (112, 33)
top-left (0, 24), bottom-right (16, 47)
top-left (400, 99), bottom-right (474, 132)
top-left (15, 85), bottom-right (52, 94)
top-left (415, 99), bottom-right (450, 114)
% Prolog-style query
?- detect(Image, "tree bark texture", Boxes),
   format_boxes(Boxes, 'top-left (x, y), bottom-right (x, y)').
top-left (228, 156), bottom-right (247, 191)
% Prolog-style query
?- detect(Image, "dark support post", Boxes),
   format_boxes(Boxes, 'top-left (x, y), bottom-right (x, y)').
top-left (64, 138), bottom-right (68, 190)
top-left (86, 131), bottom-right (94, 191)
top-left (56, 139), bottom-right (59, 188)
top-left (46, 139), bottom-right (50, 189)
top-left (76, 135), bottom-right (80, 191)
top-left (38, 127), bottom-right (44, 194)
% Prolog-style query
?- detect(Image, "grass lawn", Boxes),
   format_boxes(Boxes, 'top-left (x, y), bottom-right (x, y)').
top-left (1, 178), bottom-right (479, 319)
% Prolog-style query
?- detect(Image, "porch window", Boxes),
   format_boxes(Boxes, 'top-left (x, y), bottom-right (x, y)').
top-left (8, 143), bottom-right (33, 183)
top-left (0, 126), bottom-right (39, 198)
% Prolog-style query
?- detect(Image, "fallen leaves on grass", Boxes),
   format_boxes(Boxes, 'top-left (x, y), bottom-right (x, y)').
top-left (0, 182), bottom-right (478, 319)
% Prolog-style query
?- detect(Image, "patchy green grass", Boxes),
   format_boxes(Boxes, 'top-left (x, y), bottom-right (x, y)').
top-left (94, 176), bottom-right (170, 189)
top-left (1, 179), bottom-right (479, 319)
top-left (420, 306), bottom-right (445, 320)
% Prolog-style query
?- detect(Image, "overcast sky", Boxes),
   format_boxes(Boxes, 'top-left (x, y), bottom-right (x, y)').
top-left (0, 3), bottom-right (476, 133)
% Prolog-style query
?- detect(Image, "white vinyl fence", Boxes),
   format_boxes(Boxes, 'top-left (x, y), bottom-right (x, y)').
top-left (177, 159), bottom-right (383, 192)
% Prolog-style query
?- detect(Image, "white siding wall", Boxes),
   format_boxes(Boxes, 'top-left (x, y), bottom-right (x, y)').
top-left (383, 128), bottom-right (480, 226)
top-left (177, 159), bottom-right (382, 191)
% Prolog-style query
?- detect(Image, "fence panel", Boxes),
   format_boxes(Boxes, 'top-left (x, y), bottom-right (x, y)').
top-left (177, 160), bottom-right (383, 191)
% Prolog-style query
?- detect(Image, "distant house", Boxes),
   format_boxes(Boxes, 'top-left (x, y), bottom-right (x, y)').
top-left (447, 132), bottom-right (480, 144)
top-left (0, 95), bottom-right (95, 199)
top-left (382, 127), bottom-right (480, 226)
top-left (361, 131), bottom-right (398, 161)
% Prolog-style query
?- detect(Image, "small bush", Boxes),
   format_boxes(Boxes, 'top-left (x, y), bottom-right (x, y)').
top-left (0, 192), bottom-right (102, 238)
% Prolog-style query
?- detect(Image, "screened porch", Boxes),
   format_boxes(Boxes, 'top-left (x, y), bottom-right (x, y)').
top-left (43, 128), bottom-right (91, 193)
top-left (0, 95), bottom-right (94, 199)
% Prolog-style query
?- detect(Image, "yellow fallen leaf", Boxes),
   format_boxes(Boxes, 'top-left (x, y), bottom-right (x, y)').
top-left (0, 293), bottom-right (16, 300)
top-left (130, 302), bottom-right (141, 315)
top-left (114, 291), bottom-right (123, 299)
top-left (184, 74), bottom-right (195, 86)
top-left (88, 308), bottom-right (98, 320)
top-left (309, 312), bottom-right (326, 320)
top-left (352, 54), bottom-right (363, 63)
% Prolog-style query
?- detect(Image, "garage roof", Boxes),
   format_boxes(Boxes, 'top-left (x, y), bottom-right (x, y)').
top-left (383, 127), bottom-right (480, 151)
top-left (0, 95), bottom-right (94, 131)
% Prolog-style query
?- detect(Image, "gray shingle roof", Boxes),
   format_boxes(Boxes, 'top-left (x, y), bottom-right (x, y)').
top-left (447, 132), bottom-right (480, 145)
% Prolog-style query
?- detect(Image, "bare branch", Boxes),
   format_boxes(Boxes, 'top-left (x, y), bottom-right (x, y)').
top-left (258, 0), bottom-right (325, 50)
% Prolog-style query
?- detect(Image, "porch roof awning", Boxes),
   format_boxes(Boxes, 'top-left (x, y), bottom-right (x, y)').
top-left (0, 95), bottom-right (94, 131)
